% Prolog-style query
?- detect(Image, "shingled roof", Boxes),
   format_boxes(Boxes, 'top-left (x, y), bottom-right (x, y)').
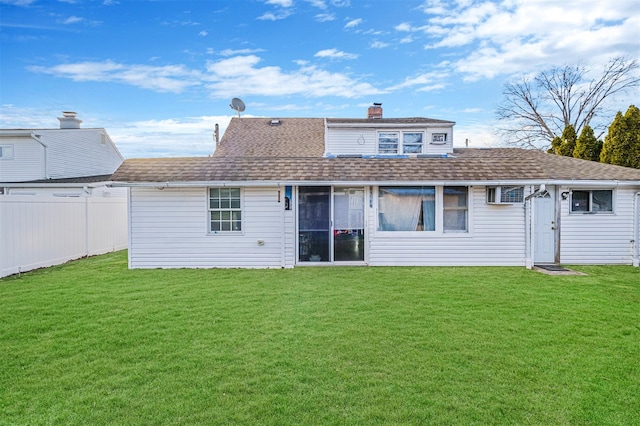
top-left (111, 117), bottom-right (640, 185)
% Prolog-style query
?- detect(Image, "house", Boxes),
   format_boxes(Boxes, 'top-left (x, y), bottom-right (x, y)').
top-left (111, 105), bottom-right (640, 269)
top-left (0, 112), bottom-right (128, 277)
top-left (0, 111), bottom-right (124, 195)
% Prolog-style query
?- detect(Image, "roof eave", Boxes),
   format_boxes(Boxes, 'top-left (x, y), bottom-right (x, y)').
top-left (109, 179), bottom-right (640, 188)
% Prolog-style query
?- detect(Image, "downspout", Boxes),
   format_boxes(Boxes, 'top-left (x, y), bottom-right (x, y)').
top-left (634, 192), bottom-right (640, 267)
top-left (524, 184), bottom-right (546, 269)
top-left (30, 132), bottom-right (49, 179)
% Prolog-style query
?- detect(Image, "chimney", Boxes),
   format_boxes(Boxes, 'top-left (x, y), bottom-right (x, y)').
top-left (58, 111), bottom-right (82, 129)
top-left (367, 103), bottom-right (383, 119)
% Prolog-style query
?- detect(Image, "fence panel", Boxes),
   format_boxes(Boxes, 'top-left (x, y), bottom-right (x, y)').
top-left (0, 195), bottom-right (127, 278)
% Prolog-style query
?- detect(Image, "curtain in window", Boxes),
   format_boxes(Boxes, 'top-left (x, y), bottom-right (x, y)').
top-left (378, 187), bottom-right (435, 231)
top-left (443, 186), bottom-right (468, 232)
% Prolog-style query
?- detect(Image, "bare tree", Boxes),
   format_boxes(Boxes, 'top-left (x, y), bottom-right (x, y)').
top-left (496, 57), bottom-right (640, 150)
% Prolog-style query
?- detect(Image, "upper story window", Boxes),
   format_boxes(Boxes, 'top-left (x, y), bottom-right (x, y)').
top-left (431, 133), bottom-right (447, 144)
top-left (0, 145), bottom-right (14, 160)
top-left (570, 190), bottom-right (613, 213)
top-left (209, 187), bottom-right (242, 232)
top-left (377, 131), bottom-right (425, 154)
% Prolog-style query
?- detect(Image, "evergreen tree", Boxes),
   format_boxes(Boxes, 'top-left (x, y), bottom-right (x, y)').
top-left (600, 105), bottom-right (640, 169)
top-left (549, 124), bottom-right (577, 156)
top-left (573, 125), bottom-right (602, 161)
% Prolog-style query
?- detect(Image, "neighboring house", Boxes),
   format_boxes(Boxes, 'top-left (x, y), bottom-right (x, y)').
top-left (0, 111), bottom-right (124, 193)
top-left (0, 112), bottom-right (128, 277)
top-left (111, 105), bottom-right (640, 269)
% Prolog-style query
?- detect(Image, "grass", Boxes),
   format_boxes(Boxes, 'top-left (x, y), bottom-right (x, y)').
top-left (1, 251), bottom-right (638, 425)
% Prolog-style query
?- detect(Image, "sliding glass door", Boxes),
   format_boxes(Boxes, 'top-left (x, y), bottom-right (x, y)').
top-left (298, 186), bottom-right (331, 262)
top-left (333, 188), bottom-right (365, 262)
top-left (298, 186), bottom-right (365, 263)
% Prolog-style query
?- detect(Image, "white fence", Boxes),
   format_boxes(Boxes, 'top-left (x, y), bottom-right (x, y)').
top-left (0, 194), bottom-right (128, 278)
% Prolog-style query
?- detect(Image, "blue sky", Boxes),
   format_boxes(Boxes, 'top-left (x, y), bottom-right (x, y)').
top-left (1, 0), bottom-right (638, 158)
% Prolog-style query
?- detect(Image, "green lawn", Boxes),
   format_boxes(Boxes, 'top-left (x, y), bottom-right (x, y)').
top-left (1, 251), bottom-right (638, 425)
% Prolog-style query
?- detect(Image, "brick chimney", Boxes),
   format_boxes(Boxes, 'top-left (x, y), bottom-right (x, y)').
top-left (58, 111), bottom-right (82, 129)
top-left (367, 103), bottom-right (383, 119)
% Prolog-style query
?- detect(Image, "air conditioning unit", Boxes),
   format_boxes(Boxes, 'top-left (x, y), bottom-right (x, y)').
top-left (486, 186), bottom-right (524, 204)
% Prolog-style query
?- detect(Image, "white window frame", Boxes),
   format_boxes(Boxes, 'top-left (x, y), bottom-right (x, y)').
top-left (208, 187), bottom-right (243, 233)
top-left (0, 144), bottom-right (14, 160)
top-left (486, 186), bottom-right (524, 204)
top-left (376, 186), bottom-right (470, 235)
top-left (570, 189), bottom-right (614, 214)
top-left (431, 133), bottom-right (447, 144)
top-left (377, 131), bottom-right (425, 154)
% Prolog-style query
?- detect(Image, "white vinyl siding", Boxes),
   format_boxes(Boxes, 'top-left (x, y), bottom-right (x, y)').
top-left (324, 127), bottom-right (453, 156)
top-left (41, 129), bottom-right (123, 179)
top-left (128, 186), bottom-right (285, 269)
top-left (560, 186), bottom-right (638, 264)
top-left (0, 137), bottom-right (44, 182)
top-left (324, 128), bottom-right (377, 156)
top-left (369, 186), bottom-right (525, 266)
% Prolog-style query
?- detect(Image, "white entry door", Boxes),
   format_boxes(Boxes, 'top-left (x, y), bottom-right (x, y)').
top-left (533, 187), bottom-right (556, 264)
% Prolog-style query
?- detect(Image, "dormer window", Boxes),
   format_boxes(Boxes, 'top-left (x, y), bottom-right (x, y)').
top-left (378, 131), bottom-right (425, 154)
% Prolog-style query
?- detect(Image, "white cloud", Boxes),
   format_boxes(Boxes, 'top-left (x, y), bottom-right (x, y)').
top-left (27, 61), bottom-right (201, 93)
top-left (111, 115), bottom-right (234, 158)
top-left (0, 0), bottom-right (36, 5)
top-left (370, 41), bottom-right (389, 49)
top-left (60, 16), bottom-right (84, 25)
top-left (314, 48), bottom-right (358, 60)
top-left (344, 18), bottom-right (362, 28)
top-left (199, 30), bottom-right (208, 36)
top-left (315, 13), bottom-right (335, 22)
top-left (386, 71), bottom-right (449, 91)
top-left (307, 0), bottom-right (327, 9)
top-left (258, 10), bottom-right (293, 21)
top-left (414, 0), bottom-right (640, 79)
top-left (204, 55), bottom-right (384, 98)
top-left (218, 48), bottom-right (266, 56)
top-left (265, 0), bottom-right (293, 6)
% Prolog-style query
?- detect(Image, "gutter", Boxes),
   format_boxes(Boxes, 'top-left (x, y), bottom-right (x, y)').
top-left (30, 132), bottom-right (48, 179)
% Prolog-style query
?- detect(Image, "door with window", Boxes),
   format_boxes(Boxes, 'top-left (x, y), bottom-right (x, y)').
top-left (533, 187), bottom-right (556, 264)
top-left (298, 186), bottom-right (365, 263)
top-left (333, 188), bottom-right (365, 262)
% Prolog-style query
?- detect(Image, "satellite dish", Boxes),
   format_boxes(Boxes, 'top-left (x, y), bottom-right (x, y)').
top-left (230, 98), bottom-right (246, 117)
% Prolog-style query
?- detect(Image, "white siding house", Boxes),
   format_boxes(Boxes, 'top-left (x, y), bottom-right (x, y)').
top-left (0, 112), bottom-right (128, 277)
top-left (112, 105), bottom-right (640, 269)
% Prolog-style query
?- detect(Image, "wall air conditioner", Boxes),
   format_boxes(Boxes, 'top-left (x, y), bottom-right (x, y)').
top-left (486, 186), bottom-right (524, 204)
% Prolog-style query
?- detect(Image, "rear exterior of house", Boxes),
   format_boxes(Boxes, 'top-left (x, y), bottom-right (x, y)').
top-left (112, 108), bottom-right (640, 269)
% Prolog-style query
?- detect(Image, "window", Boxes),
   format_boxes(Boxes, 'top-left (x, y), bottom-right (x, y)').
top-left (403, 132), bottom-right (423, 153)
top-left (443, 186), bottom-right (468, 232)
top-left (209, 187), bottom-right (242, 232)
top-left (571, 190), bottom-right (613, 213)
top-left (378, 187), bottom-right (436, 231)
top-left (0, 145), bottom-right (14, 160)
top-left (486, 186), bottom-right (524, 204)
top-left (378, 186), bottom-right (469, 233)
top-left (378, 132), bottom-right (425, 154)
top-left (431, 133), bottom-right (447, 144)
top-left (378, 132), bottom-right (399, 154)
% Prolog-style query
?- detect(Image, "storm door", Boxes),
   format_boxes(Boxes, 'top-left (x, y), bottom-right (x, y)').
top-left (298, 186), bottom-right (331, 262)
top-left (533, 186), bottom-right (556, 264)
top-left (333, 188), bottom-right (365, 262)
